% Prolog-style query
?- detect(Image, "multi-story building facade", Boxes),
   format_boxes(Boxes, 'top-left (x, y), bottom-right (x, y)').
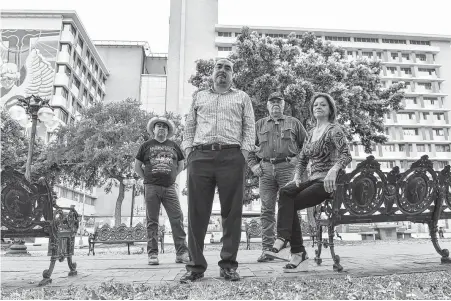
top-left (1, 10), bottom-right (110, 217)
top-left (167, 0), bottom-right (451, 225)
top-left (212, 25), bottom-right (451, 172)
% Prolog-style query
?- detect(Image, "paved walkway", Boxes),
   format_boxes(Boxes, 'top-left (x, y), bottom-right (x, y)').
top-left (1, 240), bottom-right (451, 290)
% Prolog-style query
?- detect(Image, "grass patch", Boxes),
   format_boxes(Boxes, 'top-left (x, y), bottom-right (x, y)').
top-left (2, 271), bottom-right (450, 300)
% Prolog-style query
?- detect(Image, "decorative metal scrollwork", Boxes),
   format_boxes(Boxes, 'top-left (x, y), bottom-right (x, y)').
top-left (133, 223), bottom-right (146, 240)
top-left (97, 224), bottom-right (112, 241)
top-left (1, 167), bottom-right (47, 231)
top-left (115, 224), bottom-right (130, 240)
top-left (245, 219), bottom-right (262, 237)
top-left (396, 155), bottom-right (436, 215)
top-left (439, 165), bottom-right (451, 208)
top-left (342, 156), bottom-right (385, 216)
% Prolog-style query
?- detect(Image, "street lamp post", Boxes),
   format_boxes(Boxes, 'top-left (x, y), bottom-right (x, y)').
top-left (7, 95), bottom-right (57, 254)
top-left (8, 95), bottom-right (57, 181)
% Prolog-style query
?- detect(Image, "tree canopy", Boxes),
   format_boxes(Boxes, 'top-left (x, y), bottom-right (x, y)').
top-left (189, 27), bottom-right (405, 153)
top-left (44, 99), bottom-right (184, 225)
top-left (188, 27), bottom-right (405, 204)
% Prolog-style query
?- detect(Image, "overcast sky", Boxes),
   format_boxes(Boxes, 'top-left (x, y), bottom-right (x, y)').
top-left (1, 0), bottom-right (450, 53)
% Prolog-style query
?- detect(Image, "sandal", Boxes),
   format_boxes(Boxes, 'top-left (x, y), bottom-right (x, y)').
top-left (283, 252), bottom-right (309, 273)
top-left (270, 237), bottom-right (288, 253)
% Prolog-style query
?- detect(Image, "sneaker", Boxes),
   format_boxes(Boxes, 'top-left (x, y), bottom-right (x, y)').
top-left (180, 271), bottom-right (204, 283)
top-left (175, 252), bottom-right (190, 264)
top-left (283, 251), bottom-right (309, 273)
top-left (148, 255), bottom-right (159, 265)
top-left (257, 252), bottom-right (275, 262)
top-left (219, 267), bottom-right (240, 281)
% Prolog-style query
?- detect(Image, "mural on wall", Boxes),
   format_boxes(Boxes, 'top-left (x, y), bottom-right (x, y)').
top-left (1, 29), bottom-right (60, 108)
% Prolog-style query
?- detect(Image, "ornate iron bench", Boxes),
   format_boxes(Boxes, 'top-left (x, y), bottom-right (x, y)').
top-left (311, 155), bottom-right (451, 272)
top-left (244, 215), bottom-right (314, 250)
top-left (88, 223), bottom-right (165, 255)
top-left (0, 167), bottom-right (79, 286)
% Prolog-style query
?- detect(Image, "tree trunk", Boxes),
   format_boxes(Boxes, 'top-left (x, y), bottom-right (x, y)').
top-left (114, 180), bottom-right (125, 226)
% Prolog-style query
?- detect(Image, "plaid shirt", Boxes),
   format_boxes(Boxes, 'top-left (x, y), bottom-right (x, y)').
top-left (181, 87), bottom-right (256, 152)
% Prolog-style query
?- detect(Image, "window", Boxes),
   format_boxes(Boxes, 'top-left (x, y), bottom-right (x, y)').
top-left (434, 129), bottom-right (444, 136)
top-left (94, 65), bottom-right (98, 74)
top-left (418, 68), bottom-right (435, 76)
top-left (417, 144), bottom-right (426, 152)
top-left (86, 50), bottom-right (91, 60)
top-left (354, 37), bottom-right (378, 43)
top-left (422, 112), bottom-right (429, 120)
top-left (347, 51), bottom-right (353, 56)
top-left (399, 144), bottom-right (405, 152)
top-left (402, 53), bottom-right (410, 60)
top-left (424, 97), bottom-right (437, 105)
top-left (382, 39), bottom-right (407, 44)
top-left (218, 47), bottom-right (232, 51)
top-left (97, 88), bottom-right (102, 97)
top-left (63, 23), bottom-right (76, 35)
top-left (398, 113), bottom-right (415, 120)
top-left (82, 67), bottom-right (86, 78)
top-left (266, 33), bottom-right (288, 38)
top-left (433, 161), bottom-right (447, 169)
top-left (376, 52), bottom-right (382, 59)
top-left (76, 58), bottom-right (81, 69)
top-left (405, 98), bottom-right (417, 105)
top-left (391, 53), bottom-right (398, 60)
top-left (325, 36), bottom-right (351, 41)
top-left (410, 40), bottom-right (431, 46)
top-left (77, 38), bottom-right (84, 50)
top-left (436, 145), bottom-right (451, 152)
top-left (401, 67), bottom-right (412, 75)
top-left (417, 54), bottom-right (426, 61)
top-left (90, 58), bottom-right (95, 68)
top-left (73, 78), bottom-right (80, 89)
top-left (362, 51), bottom-right (373, 58)
top-left (403, 128), bottom-right (418, 136)
top-left (383, 145), bottom-right (396, 152)
top-left (387, 67), bottom-right (397, 74)
top-left (379, 161), bottom-right (396, 169)
top-left (59, 43), bottom-right (72, 53)
top-left (55, 108), bottom-right (69, 123)
top-left (218, 32), bottom-right (232, 37)
top-left (76, 103), bottom-right (82, 114)
top-left (418, 82), bottom-right (432, 90)
top-left (89, 95), bottom-right (94, 105)
top-left (408, 144), bottom-right (413, 152)
top-left (433, 113), bottom-right (444, 121)
top-left (386, 112), bottom-right (391, 119)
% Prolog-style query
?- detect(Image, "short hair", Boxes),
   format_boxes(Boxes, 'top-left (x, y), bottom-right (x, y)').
top-left (309, 92), bottom-right (337, 123)
top-left (214, 58), bottom-right (234, 69)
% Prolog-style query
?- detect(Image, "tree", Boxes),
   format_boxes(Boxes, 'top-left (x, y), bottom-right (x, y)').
top-left (44, 99), bottom-right (184, 226)
top-left (189, 27), bottom-right (405, 204)
top-left (0, 110), bottom-right (56, 183)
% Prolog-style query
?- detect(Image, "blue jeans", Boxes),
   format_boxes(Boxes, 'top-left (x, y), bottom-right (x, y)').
top-left (145, 184), bottom-right (188, 256)
top-left (258, 161), bottom-right (295, 250)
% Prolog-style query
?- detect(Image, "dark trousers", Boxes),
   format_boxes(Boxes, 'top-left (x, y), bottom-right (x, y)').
top-left (277, 179), bottom-right (331, 253)
top-left (186, 148), bottom-right (245, 273)
top-left (145, 184), bottom-right (188, 256)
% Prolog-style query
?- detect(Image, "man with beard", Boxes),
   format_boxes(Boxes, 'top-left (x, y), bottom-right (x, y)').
top-left (135, 117), bottom-right (189, 266)
top-left (247, 92), bottom-right (307, 262)
top-left (180, 58), bottom-right (255, 283)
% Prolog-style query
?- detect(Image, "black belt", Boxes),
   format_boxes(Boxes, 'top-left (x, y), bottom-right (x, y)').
top-left (262, 156), bottom-right (295, 164)
top-left (193, 143), bottom-right (241, 151)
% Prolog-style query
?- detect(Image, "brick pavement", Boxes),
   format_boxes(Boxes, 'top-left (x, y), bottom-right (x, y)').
top-left (1, 240), bottom-right (450, 290)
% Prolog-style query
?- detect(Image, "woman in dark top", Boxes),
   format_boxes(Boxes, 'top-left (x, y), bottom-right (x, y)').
top-left (266, 92), bottom-right (352, 272)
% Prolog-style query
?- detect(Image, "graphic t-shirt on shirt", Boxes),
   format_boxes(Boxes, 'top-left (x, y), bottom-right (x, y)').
top-left (135, 139), bottom-right (185, 187)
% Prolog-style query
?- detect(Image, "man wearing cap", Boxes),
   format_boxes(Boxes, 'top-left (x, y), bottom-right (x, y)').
top-left (135, 116), bottom-right (189, 266)
top-left (247, 92), bottom-right (307, 262)
top-left (180, 58), bottom-right (255, 283)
